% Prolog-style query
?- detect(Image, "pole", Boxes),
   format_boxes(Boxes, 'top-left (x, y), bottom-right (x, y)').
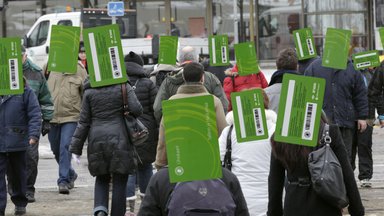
top-left (249, 0), bottom-right (254, 42)
top-left (206, 0), bottom-right (213, 36)
top-left (164, 0), bottom-right (171, 35)
top-left (233, 0), bottom-right (239, 44)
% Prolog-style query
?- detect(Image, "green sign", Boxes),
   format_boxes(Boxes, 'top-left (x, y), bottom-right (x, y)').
top-left (231, 89), bottom-right (268, 142)
top-left (48, 25), bottom-right (80, 73)
top-left (209, 35), bottom-right (230, 66)
top-left (234, 42), bottom-right (259, 76)
top-left (352, 50), bottom-right (380, 70)
top-left (322, 28), bottom-right (351, 70)
top-left (293, 28), bottom-right (317, 60)
top-left (162, 95), bottom-right (222, 183)
top-left (83, 24), bottom-right (127, 87)
top-left (158, 36), bottom-right (178, 65)
top-left (274, 74), bottom-right (325, 147)
top-left (0, 38), bottom-right (24, 95)
top-left (379, 27), bottom-right (384, 48)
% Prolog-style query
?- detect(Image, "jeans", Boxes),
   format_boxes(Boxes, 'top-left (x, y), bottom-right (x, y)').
top-left (0, 151), bottom-right (28, 213)
top-left (94, 173), bottom-right (128, 216)
top-left (48, 122), bottom-right (77, 185)
top-left (126, 163), bottom-right (153, 198)
top-left (338, 126), bottom-right (355, 164)
top-left (26, 141), bottom-right (39, 194)
top-left (351, 124), bottom-right (373, 180)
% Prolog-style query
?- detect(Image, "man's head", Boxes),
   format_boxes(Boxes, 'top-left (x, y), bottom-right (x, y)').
top-left (124, 51), bottom-right (144, 66)
top-left (178, 46), bottom-right (198, 64)
top-left (276, 48), bottom-right (298, 70)
top-left (182, 62), bottom-right (204, 83)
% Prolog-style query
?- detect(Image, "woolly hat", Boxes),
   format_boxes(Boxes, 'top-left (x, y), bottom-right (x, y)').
top-left (124, 51), bottom-right (144, 66)
top-left (79, 41), bottom-right (85, 52)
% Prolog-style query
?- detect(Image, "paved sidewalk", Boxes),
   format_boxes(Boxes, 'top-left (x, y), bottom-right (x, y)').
top-left (4, 127), bottom-right (384, 216)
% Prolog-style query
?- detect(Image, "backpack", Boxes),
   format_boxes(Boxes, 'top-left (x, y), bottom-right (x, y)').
top-left (167, 179), bottom-right (237, 216)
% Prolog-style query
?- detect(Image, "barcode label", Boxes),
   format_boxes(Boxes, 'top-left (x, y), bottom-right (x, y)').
top-left (302, 102), bottom-right (317, 140)
top-left (9, 58), bottom-right (19, 90)
top-left (253, 108), bottom-right (264, 136)
top-left (306, 38), bottom-right (315, 55)
top-left (221, 46), bottom-right (227, 63)
top-left (109, 46), bottom-right (122, 79)
top-left (356, 61), bottom-right (371, 68)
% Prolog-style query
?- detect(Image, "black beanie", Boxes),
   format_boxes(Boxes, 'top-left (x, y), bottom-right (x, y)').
top-left (124, 51), bottom-right (144, 66)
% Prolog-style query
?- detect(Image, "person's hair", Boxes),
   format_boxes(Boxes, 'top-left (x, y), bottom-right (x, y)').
top-left (179, 46), bottom-right (198, 63)
top-left (182, 62), bottom-right (204, 82)
top-left (270, 111), bottom-right (329, 171)
top-left (276, 48), bottom-right (298, 70)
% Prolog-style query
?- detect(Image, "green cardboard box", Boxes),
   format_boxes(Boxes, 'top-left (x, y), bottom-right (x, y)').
top-left (352, 50), bottom-right (380, 70)
top-left (83, 24), bottom-right (127, 87)
top-left (158, 36), bottom-right (178, 65)
top-left (0, 37), bottom-right (24, 95)
top-left (322, 28), bottom-right (351, 70)
top-left (274, 74), bottom-right (325, 147)
top-left (162, 95), bottom-right (222, 183)
top-left (234, 42), bottom-right (259, 76)
top-left (209, 35), bottom-right (230, 66)
top-left (293, 28), bottom-right (317, 60)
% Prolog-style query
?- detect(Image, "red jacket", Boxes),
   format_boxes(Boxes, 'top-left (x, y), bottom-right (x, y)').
top-left (223, 65), bottom-right (269, 111)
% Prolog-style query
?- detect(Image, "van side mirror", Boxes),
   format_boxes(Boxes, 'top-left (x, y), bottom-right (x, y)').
top-left (22, 35), bottom-right (28, 47)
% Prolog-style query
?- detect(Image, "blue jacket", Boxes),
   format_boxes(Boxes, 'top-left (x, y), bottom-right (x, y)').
top-left (0, 86), bottom-right (42, 152)
top-left (304, 58), bottom-right (368, 128)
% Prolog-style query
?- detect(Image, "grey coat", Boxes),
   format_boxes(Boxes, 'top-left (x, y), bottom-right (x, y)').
top-left (70, 81), bottom-right (143, 176)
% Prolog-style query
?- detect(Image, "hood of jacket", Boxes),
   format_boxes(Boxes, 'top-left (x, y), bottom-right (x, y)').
top-left (150, 64), bottom-right (178, 76)
top-left (269, 69), bottom-right (298, 86)
top-left (125, 62), bottom-right (147, 78)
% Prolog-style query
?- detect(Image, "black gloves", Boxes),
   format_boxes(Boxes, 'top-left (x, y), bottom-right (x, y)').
top-left (41, 120), bottom-right (51, 136)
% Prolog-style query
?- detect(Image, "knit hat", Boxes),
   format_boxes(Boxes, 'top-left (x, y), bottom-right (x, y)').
top-left (124, 51), bottom-right (144, 66)
top-left (79, 41), bottom-right (85, 52)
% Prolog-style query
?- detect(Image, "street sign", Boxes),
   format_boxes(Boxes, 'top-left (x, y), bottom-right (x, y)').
top-left (107, 1), bottom-right (124, 17)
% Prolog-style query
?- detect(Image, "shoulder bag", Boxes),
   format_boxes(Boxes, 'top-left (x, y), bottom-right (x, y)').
top-left (308, 123), bottom-right (349, 209)
top-left (121, 83), bottom-right (149, 147)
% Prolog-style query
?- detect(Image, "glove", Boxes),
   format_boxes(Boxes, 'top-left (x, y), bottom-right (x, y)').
top-left (72, 154), bottom-right (81, 165)
top-left (41, 120), bottom-right (51, 136)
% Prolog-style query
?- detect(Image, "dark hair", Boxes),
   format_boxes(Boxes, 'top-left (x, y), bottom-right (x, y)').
top-left (183, 62), bottom-right (204, 82)
top-left (270, 111), bottom-right (329, 171)
top-left (276, 48), bottom-right (298, 70)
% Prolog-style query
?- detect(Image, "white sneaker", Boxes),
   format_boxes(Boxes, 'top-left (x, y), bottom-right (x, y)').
top-left (360, 179), bottom-right (372, 188)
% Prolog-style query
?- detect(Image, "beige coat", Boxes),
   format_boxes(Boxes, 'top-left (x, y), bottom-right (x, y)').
top-left (155, 83), bottom-right (227, 169)
top-left (47, 62), bottom-right (88, 124)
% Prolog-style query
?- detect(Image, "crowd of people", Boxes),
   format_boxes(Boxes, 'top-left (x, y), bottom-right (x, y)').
top-left (1, 41), bottom-right (384, 216)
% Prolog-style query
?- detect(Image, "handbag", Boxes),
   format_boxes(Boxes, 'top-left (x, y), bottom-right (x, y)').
top-left (308, 123), bottom-right (349, 209)
top-left (222, 125), bottom-right (234, 171)
top-left (121, 83), bottom-right (149, 147)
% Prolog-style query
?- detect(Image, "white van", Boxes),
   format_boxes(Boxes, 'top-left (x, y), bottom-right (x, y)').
top-left (23, 12), bottom-right (81, 69)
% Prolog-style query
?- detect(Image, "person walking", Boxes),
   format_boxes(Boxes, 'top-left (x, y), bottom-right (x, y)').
top-left (47, 48), bottom-right (88, 194)
top-left (304, 58), bottom-right (368, 164)
top-left (219, 89), bottom-right (276, 215)
top-left (264, 48), bottom-right (299, 114)
top-left (267, 115), bottom-right (365, 216)
top-left (223, 64), bottom-right (268, 111)
top-left (70, 76), bottom-right (143, 216)
top-left (0, 80), bottom-right (42, 216)
top-left (368, 61), bottom-right (384, 127)
top-left (124, 51), bottom-right (158, 215)
top-left (153, 46), bottom-right (228, 122)
top-left (155, 62), bottom-right (227, 169)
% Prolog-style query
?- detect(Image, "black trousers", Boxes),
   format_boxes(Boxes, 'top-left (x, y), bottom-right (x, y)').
top-left (0, 151), bottom-right (28, 213)
top-left (351, 124), bottom-right (373, 180)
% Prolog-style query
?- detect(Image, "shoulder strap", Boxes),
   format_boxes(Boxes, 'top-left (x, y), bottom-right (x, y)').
top-left (132, 79), bottom-right (140, 90)
top-left (223, 125), bottom-right (234, 170)
top-left (320, 123), bottom-right (331, 147)
top-left (230, 76), bottom-right (235, 90)
top-left (121, 83), bottom-right (129, 115)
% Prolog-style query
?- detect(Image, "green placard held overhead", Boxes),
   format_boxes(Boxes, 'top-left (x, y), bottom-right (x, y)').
top-left (162, 95), bottom-right (222, 183)
top-left (293, 28), bottom-right (317, 60)
top-left (0, 37), bottom-right (24, 95)
top-left (48, 25), bottom-right (81, 73)
top-left (231, 89), bottom-right (268, 143)
top-left (83, 24), bottom-right (127, 87)
top-left (322, 28), bottom-right (351, 70)
top-left (274, 74), bottom-right (325, 147)
top-left (352, 50), bottom-right (380, 70)
top-left (234, 42), bottom-right (259, 76)
top-left (209, 35), bottom-right (230, 66)
top-left (158, 36), bottom-right (178, 65)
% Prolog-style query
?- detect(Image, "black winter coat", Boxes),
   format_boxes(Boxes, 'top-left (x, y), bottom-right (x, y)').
top-left (126, 62), bottom-right (159, 165)
top-left (70, 80), bottom-right (143, 176)
top-left (267, 124), bottom-right (365, 216)
top-left (138, 167), bottom-right (250, 216)
top-left (305, 59), bottom-right (368, 128)
top-left (368, 62), bottom-right (384, 118)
